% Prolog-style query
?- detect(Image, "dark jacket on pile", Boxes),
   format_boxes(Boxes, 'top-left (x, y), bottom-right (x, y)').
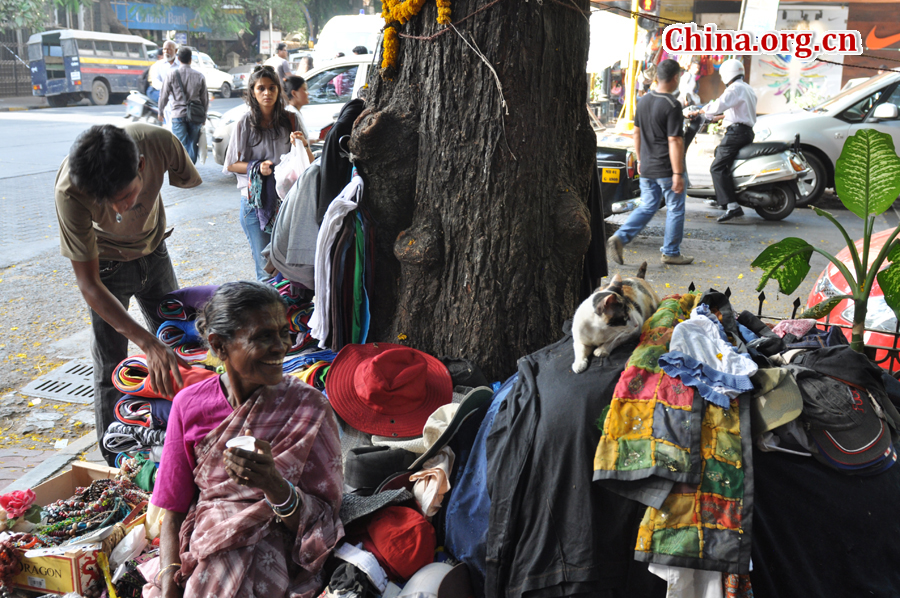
top-left (485, 326), bottom-right (664, 598)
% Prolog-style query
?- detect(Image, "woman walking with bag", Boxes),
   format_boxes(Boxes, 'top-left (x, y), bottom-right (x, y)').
top-left (284, 76), bottom-right (314, 164)
top-left (224, 66), bottom-right (308, 281)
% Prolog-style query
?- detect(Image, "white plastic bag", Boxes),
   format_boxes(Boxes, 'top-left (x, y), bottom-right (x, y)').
top-left (274, 142), bottom-right (311, 199)
top-left (110, 523), bottom-right (148, 570)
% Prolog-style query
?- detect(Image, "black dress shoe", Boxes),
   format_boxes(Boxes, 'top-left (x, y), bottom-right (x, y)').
top-left (717, 206), bottom-right (745, 222)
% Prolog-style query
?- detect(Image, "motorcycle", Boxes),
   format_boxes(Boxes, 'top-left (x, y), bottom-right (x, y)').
top-left (125, 90), bottom-right (161, 125)
top-left (683, 110), bottom-right (810, 221)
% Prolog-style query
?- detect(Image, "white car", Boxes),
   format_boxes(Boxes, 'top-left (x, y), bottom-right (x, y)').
top-left (754, 72), bottom-right (900, 205)
top-left (191, 51), bottom-right (234, 98)
top-left (211, 55), bottom-right (371, 164)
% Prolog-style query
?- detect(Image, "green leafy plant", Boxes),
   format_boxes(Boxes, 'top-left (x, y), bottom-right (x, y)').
top-left (752, 128), bottom-right (900, 352)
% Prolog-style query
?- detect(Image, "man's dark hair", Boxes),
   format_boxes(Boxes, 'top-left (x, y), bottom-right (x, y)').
top-left (177, 46), bottom-right (192, 64)
top-left (68, 125), bottom-right (140, 203)
top-left (352, 45), bottom-right (368, 54)
top-left (656, 59), bottom-right (680, 84)
top-left (276, 42), bottom-right (287, 52)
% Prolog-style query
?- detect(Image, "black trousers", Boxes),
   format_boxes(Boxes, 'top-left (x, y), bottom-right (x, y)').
top-left (90, 241), bottom-right (178, 465)
top-left (711, 124), bottom-right (755, 206)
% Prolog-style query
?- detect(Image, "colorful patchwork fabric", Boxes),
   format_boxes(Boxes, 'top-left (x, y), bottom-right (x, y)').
top-left (593, 293), bottom-right (755, 574)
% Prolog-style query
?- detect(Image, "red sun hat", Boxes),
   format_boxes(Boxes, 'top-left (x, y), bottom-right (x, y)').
top-left (327, 343), bottom-right (453, 437)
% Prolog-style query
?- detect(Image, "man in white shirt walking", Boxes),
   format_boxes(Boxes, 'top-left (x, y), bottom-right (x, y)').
top-left (695, 58), bottom-right (757, 222)
top-left (264, 42), bottom-right (293, 83)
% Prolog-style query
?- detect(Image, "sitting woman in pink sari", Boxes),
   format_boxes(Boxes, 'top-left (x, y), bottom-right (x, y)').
top-left (152, 281), bottom-right (343, 598)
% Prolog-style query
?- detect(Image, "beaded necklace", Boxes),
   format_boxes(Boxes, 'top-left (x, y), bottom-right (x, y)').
top-left (39, 479), bottom-right (149, 542)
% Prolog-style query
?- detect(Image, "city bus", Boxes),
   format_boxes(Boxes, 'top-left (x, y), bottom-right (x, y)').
top-left (27, 29), bottom-right (157, 106)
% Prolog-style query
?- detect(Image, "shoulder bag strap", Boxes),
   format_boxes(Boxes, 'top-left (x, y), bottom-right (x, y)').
top-left (174, 69), bottom-right (192, 103)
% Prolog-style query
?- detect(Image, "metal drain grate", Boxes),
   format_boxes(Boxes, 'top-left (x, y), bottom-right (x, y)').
top-left (20, 358), bottom-right (94, 404)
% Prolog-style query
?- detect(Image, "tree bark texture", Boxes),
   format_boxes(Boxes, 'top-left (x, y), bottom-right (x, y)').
top-left (350, 0), bottom-right (594, 380)
top-left (98, 0), bottom-right (130, 34)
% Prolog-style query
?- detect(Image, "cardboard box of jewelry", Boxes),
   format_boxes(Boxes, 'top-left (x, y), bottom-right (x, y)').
top-left (10, 462), bottom-right (119, 595)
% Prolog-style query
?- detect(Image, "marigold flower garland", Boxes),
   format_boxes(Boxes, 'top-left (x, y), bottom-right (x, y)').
top-left (381, 0), bottom-right (452, 71)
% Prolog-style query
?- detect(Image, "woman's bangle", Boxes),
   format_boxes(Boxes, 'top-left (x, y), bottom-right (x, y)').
top-left (155, 563), bottom-right (181, 585)
top-left (274, 486), bottom-right (301, 519)
top-left (266, 480), bottom-right (295, 509)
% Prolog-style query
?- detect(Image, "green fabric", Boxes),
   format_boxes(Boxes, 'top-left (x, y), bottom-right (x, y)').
top-left (135, 459), bottom-right (157, 492)
top-left (352, 216), bottom-right (364, 344)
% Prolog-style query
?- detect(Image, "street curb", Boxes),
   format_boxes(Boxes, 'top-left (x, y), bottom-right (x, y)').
top-left (0, 105), bottom-right (51, 112)
top-left (0, 431), bottom-right (98, 494)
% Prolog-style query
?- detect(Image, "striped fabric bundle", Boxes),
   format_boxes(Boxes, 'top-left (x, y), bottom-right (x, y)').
top-left (174, 343), bottom-right (212, 362)
top-left (112, 355), bottom-right (217, 399)
top-left (287, 303), bottom-right (317, 353)
top-left (156, 285), bottom-right (220, 321)
top-left (157, 320), bottom-right (202, 347)
top-left (290, 361), bottom-right (329, 392)
top-left (282, 349), bottom-right (337, 374)
top-left (115, 397), bottom-right (172, 429)
top-left (103, 422), bottom-right (166, 453)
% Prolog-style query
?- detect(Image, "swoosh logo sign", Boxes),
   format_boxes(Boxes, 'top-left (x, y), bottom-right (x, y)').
top-left (867, 27), bottom-right (900, 50)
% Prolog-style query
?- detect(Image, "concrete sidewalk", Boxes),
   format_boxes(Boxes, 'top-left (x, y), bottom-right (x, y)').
top-left (0, 96), bottom-right (51, 112)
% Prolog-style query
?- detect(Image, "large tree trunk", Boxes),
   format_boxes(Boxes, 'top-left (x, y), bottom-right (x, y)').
top-left (98, 0), bottom-right (130, 34)
top-left (350, 0), bottom-right (594, 380)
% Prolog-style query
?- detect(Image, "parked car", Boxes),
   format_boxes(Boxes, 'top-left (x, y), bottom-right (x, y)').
top-left (806, 227), bottom-right (899, 371)
top-left (754, 72), bottom-right (900, 206)
top-left (211, 55), bottom-right (371, 164)
top-left (229, 64), bottom-right (254, 91)
top-left (190, 50), bottom-right (234, 98)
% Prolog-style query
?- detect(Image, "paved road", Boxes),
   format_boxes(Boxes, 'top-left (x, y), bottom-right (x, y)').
top-left (0, 99), bottom-right (244, 268)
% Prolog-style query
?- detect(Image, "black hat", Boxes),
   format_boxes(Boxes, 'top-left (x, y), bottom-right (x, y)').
top-left (344, 446), bottom-right (418, 495)
top-left (340, 488), bottom-right (415, 527)
top-left (797, 374), bottom-right (891, 467)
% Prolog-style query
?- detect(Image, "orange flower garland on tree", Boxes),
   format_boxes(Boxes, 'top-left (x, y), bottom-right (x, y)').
top-left (380, 0), bottom-right (452, 71)
top-left (382, 26), bottom-right (400, 70)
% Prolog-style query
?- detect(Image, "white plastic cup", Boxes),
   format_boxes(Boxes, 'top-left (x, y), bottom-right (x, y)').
top-left (226, 435), bottom-right (257, 452)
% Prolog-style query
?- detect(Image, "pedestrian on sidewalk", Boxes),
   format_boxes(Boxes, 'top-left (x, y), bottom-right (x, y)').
top-left (607, 59), bottom-right (694, 266)
top-left (150, 41), bottom-right (179, 119)
top-left (224, 66), bottom-right (305, 281)
top-left (159, 47), bottom-right (208, 164)
top-left (55, 123), bottom-right (202, 465)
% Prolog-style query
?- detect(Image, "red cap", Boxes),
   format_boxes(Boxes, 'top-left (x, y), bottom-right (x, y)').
top-left (362, 506), bottom-right (436, 580)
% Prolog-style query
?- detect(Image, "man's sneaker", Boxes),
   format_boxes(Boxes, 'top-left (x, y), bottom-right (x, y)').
top-left (704, 199), bottom-right (726, 210)
top-left (607, 235), bottom-right (624, 265)
top-left (661, 253), bottom-right (694, 265)
top-left (717, 206), bottom-right (745, 223)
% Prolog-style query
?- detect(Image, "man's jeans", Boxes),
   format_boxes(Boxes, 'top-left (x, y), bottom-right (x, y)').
top-left (615, 176), bottom-right (687, 257)
top-left (146, 86), bottom-right (160, 103)
top-left (240, 196), bottom-right (272, 281)
top-left (171, 117), bottom-right (202, 164)
top-left (90, 241), bottom-right (178, 465)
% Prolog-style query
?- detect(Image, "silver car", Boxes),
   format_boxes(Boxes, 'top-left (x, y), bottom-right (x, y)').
top-left (211, 55), bottom-right (372, 165)
top-left (754, 72), bottom-right (900, 205)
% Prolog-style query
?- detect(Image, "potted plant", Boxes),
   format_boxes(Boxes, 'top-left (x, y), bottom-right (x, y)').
top-left (752, 128), bottom-right (900, 352)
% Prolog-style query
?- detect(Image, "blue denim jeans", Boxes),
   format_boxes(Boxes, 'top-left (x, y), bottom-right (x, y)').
top-left (90, 240), bottom-right (178, 465)
top-left (171, 117), bottom-right (202, 164)
top-left (145, 86), bottom-right (160, 103)
top-left (240, 196), bottom-right (272, 281)
top-left (615, 176), bottom-right (686, 257)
